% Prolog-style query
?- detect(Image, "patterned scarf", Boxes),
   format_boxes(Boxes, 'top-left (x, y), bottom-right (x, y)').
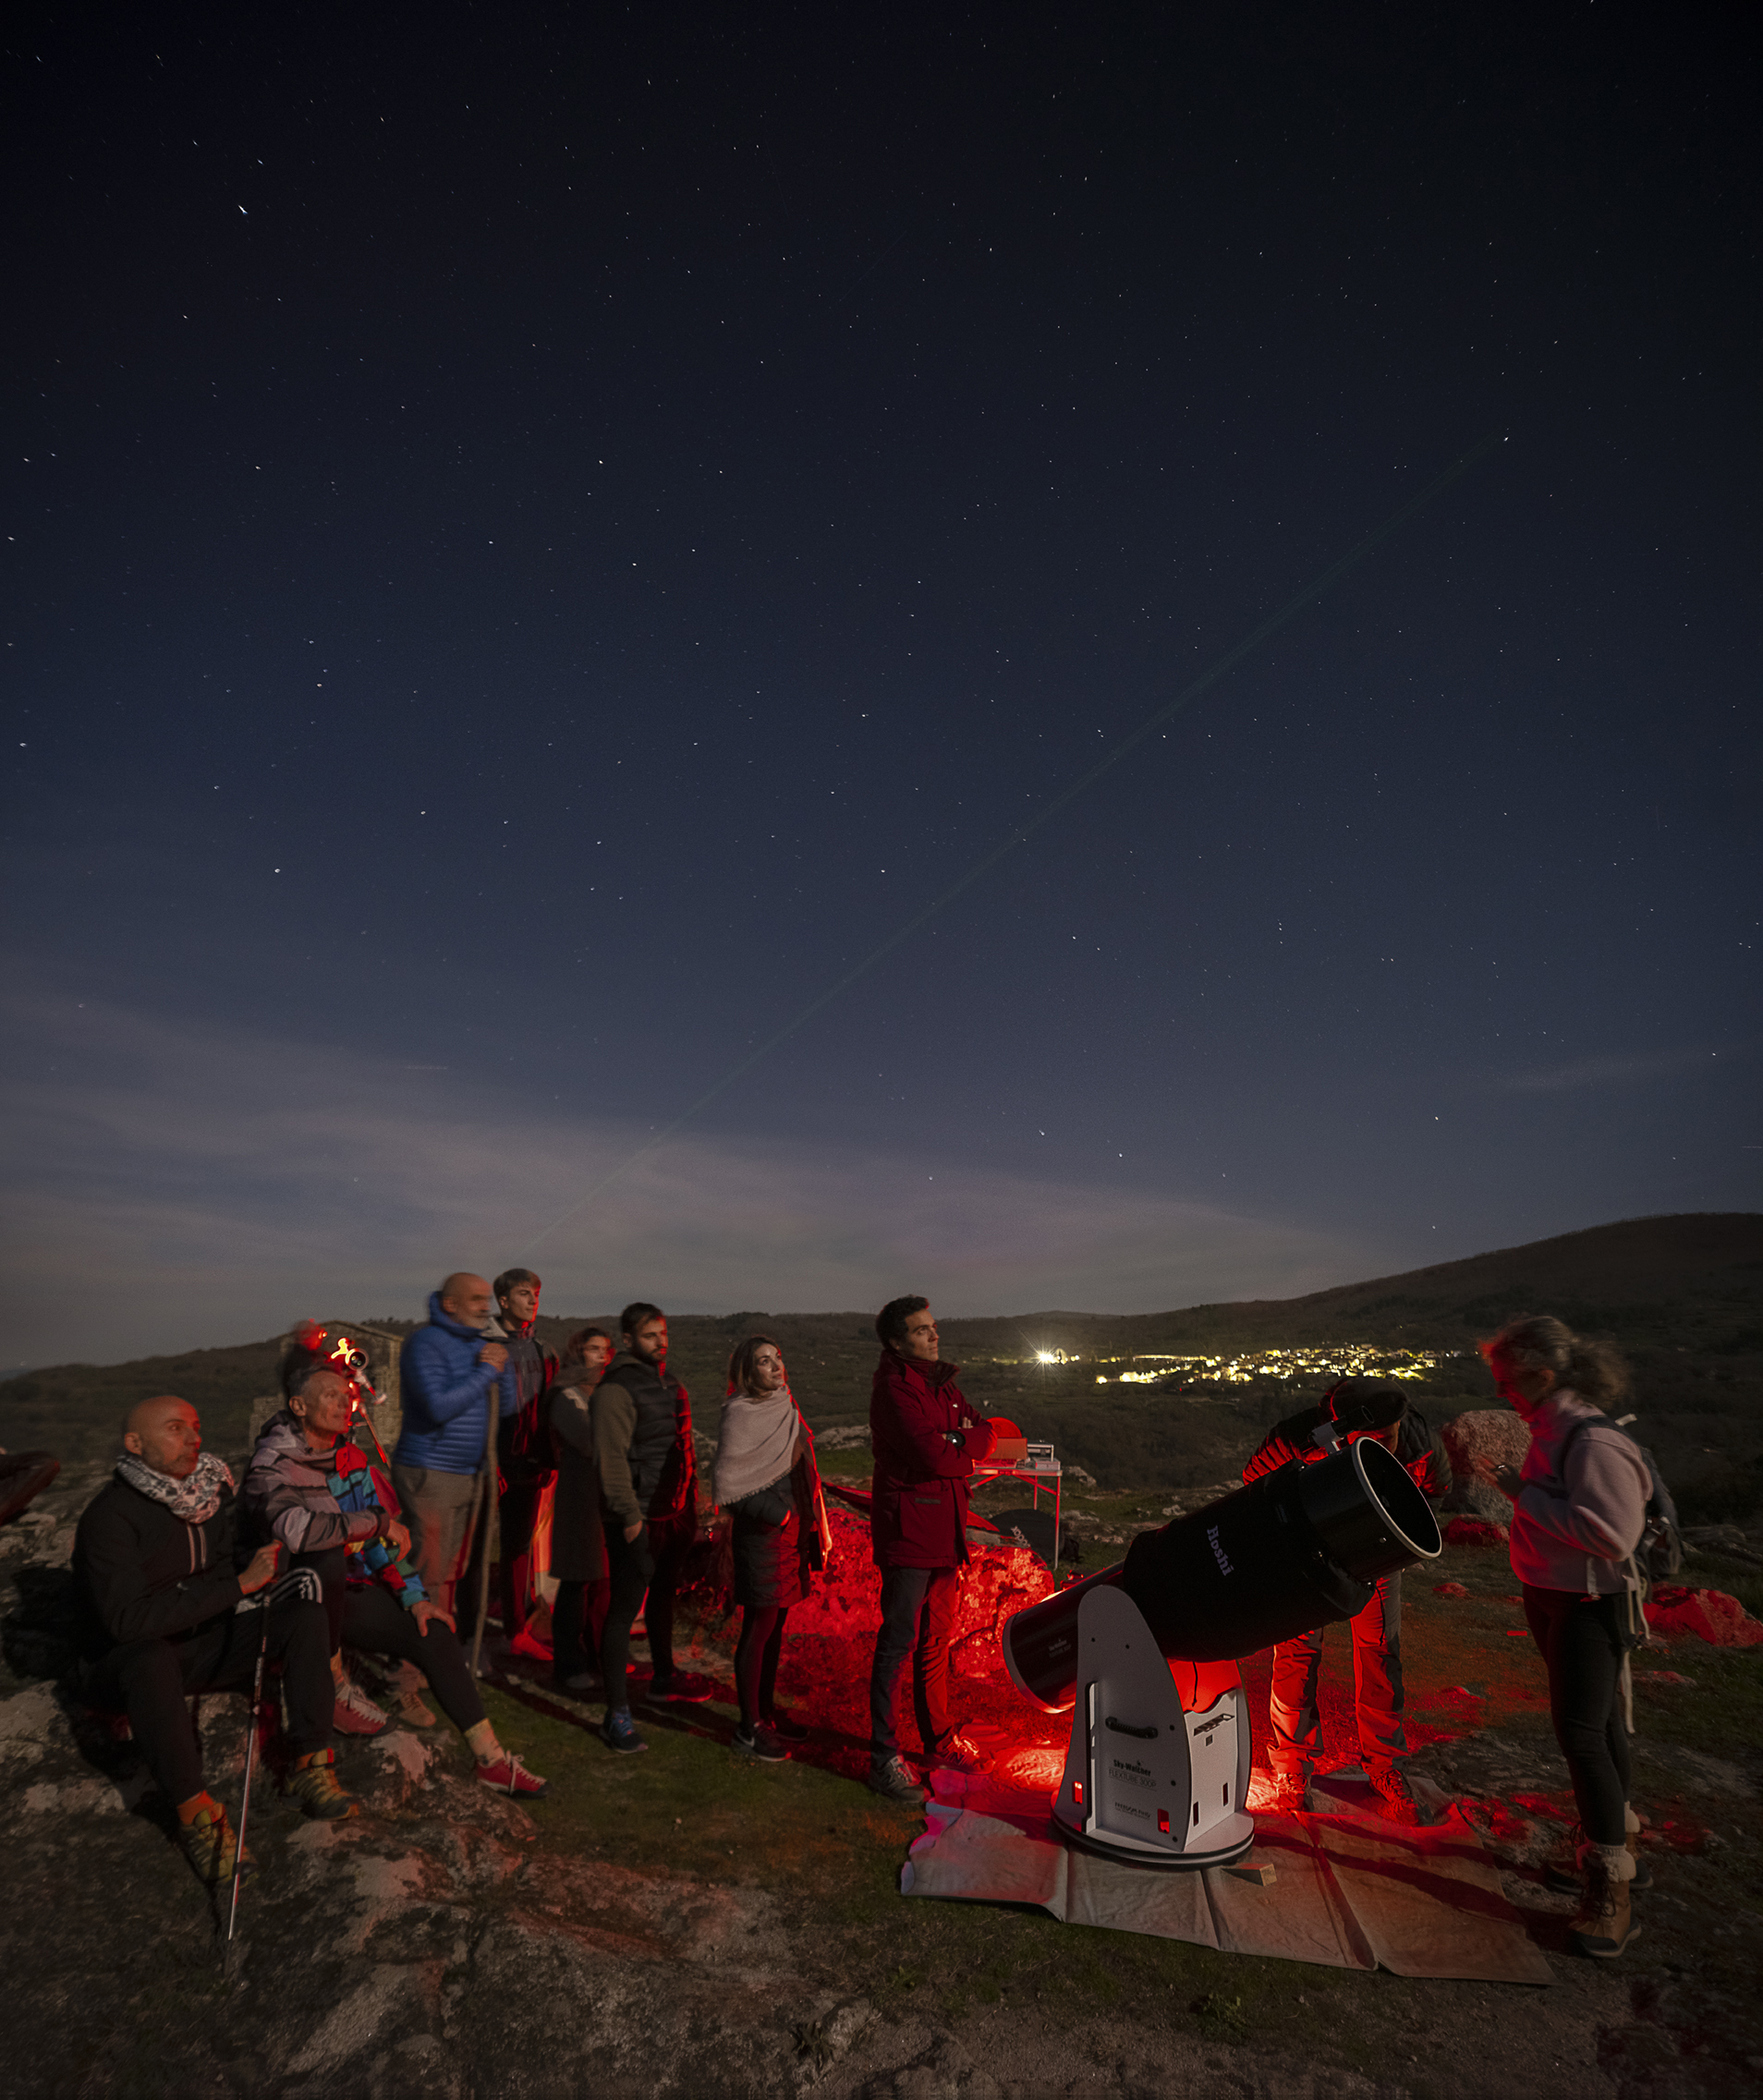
top-left (116, 1449), bottom-right (234, 1525)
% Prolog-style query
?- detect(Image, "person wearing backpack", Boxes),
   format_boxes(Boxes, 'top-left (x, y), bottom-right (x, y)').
top-left (1482, 1315), bottom-right (1651, 1959)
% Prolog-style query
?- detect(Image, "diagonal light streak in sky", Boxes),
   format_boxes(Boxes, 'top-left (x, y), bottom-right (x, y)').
top-left (519, 435), bottom-right (1502, 1253)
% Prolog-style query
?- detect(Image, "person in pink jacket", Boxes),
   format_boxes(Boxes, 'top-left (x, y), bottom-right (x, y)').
top-left (1483, 1315), bottom-right (1650, 1960)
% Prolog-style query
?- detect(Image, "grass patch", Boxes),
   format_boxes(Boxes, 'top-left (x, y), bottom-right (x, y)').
top-left (466, 1681), bottom-right (1417, 2061)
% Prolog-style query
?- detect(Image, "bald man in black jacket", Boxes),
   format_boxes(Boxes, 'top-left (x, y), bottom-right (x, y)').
top-left (75, 1394), bottom-right (354, 1884)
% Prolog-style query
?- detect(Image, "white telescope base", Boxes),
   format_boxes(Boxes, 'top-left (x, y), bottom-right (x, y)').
top-left (1050, 1584), bottom-right (1256, 1871)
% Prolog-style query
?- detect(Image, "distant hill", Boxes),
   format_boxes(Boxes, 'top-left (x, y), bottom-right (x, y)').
top-left (4, 1214), bottom-right (1758, 1517)
top-left (945, 1210), bottom-right (1763, 1360)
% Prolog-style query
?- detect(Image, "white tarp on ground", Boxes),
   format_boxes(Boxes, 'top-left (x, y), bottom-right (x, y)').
top-left (903, 1762), bottom-right (1552, 1985)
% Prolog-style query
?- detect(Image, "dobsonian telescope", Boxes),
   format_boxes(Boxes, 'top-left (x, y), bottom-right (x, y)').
top-left (1001, 1386), bottom-right (1441, 1869)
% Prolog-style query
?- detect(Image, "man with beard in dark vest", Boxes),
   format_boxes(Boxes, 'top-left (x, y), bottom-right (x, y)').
top-left (590, 1302), bottom-right (714, 1752)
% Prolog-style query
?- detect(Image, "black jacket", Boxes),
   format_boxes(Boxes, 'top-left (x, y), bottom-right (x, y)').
top-left (492, 1318), bottom-right (560, 1489)
top-left (73, 1473), bottom-right (248, 1658)
top-left (1242, 1402), bottom-right (1453, 1500)
top-left (727, 1464), bottom-right (813, 1610)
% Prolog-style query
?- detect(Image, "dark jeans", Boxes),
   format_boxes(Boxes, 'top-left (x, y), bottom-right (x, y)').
top-left (601, 1516), bottom-right (693, 1710)
top-left (87, 1600), bottom-right (332, 1805)
top-left (495, 1475), bottom-right (548, 1635)
top-left (1268, 1572), bottom-right (1405, 1777)
top-left (868, 1562), bottom-right (959, 1760)
top-left (337, 1583), bottom-right (485, 1734)
top-left (735, 1604), bottom-right (790, 1730)
top-left (553, 1576), bottom-right (611, 1682)
top-left (1523, 1584), bottom-right (1631, 1845)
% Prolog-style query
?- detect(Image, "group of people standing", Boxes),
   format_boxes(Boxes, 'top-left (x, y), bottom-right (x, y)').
top-left (381, 1274), bottom-right (997, 1797)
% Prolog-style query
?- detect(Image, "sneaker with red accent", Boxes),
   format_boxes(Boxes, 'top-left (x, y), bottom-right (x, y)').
top-left (284, 1747), bottom-right (359, 1821)
top-left (926, 1731), bottom-right (985, 1773)
top-left (646, 1669), bottom-right (715, 1704)
top-left (1368, 1763), bottom-right (1439, 1826)
top-left (1265, 1772), bottom-right (1312, 1816)
top-left (179, 1796), bottom-right (251, 1886)
top-left (475, 1751), bottom-right (550, 1799)
top-left (763, 1709), bottom-right (809, 1744)
top-left (333, 1676), bottom-right (388, 1737)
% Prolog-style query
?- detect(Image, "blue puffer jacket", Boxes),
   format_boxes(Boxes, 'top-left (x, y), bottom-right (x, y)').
top-left (392, 1293), bottom-right (518, 1475)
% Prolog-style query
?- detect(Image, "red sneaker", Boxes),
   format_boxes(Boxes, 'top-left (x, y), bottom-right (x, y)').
top-left (476, 1752), bottom-right (550, 1799)
top-left (333, 1677), bottom-right (388, 1736)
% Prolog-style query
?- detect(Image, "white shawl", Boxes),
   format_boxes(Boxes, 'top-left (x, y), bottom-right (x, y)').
top-left (712, 1387), bottom-right (800, 1508)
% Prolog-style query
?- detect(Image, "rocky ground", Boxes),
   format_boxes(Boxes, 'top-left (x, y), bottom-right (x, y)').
top-left (3, 1457), bottom-right (1762, 2098)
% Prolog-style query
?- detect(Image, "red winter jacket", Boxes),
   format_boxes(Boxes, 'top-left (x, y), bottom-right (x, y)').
top-left (869, 1351), bottom-right (997, 1570)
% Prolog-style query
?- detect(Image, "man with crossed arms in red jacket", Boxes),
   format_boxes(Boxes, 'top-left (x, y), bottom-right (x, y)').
top-left (865, 1294), bottom-right (997, 1804)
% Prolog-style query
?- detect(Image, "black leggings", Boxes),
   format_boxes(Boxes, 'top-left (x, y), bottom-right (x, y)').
top-left (1523, 1584), bottom-right (1631, 1846)
top-left (552, 1577), bottom-right (610, 1681)
top-left (338, 1582), bottom-right (486, 1734)
top-left (735, 1605), bottom-right (790, 1731)
top-left (601, 1517), bottom-right (692, 1710)
top-left (297, 1546), bottom-right (485, 1735)
top-left (495, 1475), bottom-right (547, 1635)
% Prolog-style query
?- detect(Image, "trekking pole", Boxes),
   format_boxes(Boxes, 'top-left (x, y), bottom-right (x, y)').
top-left (469, 1375), bottom-right (501, 1677)
top-left (224, 1565), bottom-right (320, 1967)
top-left (224, 1603), bottom-right (272, 1960)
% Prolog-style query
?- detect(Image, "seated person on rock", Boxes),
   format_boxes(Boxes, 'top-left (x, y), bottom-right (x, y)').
top-left (1241, 1377), bottom-right (1453, 1823)
top-left (73, 1394), bottom-right (356, 1886)
top-left (245, 1365), bottom-right (549, 1798)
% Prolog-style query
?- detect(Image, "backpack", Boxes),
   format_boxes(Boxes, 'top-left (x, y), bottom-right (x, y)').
top-left (1557, 1415), bottom-right (1684, 1586)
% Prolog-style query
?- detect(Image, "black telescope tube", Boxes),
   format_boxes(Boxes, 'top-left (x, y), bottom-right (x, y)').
top-left (1003, 1438), bottom-right (1441, 1712)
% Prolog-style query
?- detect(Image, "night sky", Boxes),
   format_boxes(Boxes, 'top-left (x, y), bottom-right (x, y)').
top-left (4, 6), bottom-right (1757, 1368)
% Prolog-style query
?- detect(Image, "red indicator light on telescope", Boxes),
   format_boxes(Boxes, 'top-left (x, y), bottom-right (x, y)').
top-left (1072, 1781), bottom-right (1084, 1807)
top-left (1157, 1808), bottom-right (1170, 1834)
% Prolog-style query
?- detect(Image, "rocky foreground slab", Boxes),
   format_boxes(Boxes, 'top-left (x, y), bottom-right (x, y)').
top-left (2, 1458), bottom-right (1762, 2097)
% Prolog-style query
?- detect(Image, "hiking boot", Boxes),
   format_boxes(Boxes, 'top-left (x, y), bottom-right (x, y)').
top-left (600, 1710), bottom-right (649, 1755)
top-left (733, 1722), bottom-right (789, 1763)
top-left (1265, 1772), bottom-right (1312, 1816)
top-left (333, 1675), bottom-right (388, 1737)
top-left (869, 1754), bottom-right (927, 1805)
top-left (763, 1709), bottom-right (809, 1744)
top-left (476, 1752), bottom-right (550, 1798)
top-left (179, 1797), bottom-right (249, 1886)
top-left (1368, 1764), bottom-right (1439, 1827)
top-left (391, 1686), bottom-right (439, 1730)
top-left (647, 1669), bottom-right (715, 1704)
top-left (927, 1731), bottom-right (985, 1774)
top-left (284, 1747), bottom-right (359, 1821)
top-left (1571, 1842), bottom-right (1639, 1958)
top-left (553, 1669), bottom-right (604, 1700)
top-left (1544, 1815), bottom-right (1653, 1895)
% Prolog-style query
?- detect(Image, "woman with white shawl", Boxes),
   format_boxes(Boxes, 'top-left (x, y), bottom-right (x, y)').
top-left (712, 1334), bottom-right (830, 1760)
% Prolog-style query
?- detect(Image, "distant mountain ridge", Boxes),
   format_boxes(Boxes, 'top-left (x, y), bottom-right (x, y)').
top-left (954, 1211), bottom-right (1763, 1360)
top-left (3, 1213), bottom-right (1757, 1465)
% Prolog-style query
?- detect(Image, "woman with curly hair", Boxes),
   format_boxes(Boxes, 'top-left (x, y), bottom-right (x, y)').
top-left (1481, 1315), bottom-right (1650, 1958)
top-left (712, 1334), bottom-right (829, 1761)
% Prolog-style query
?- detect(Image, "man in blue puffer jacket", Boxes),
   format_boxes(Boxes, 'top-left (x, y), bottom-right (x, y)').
top-left (390, 1273), bottom-right (517, 1631)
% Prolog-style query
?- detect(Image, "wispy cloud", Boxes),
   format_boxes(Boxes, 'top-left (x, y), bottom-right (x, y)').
top-left (1498, 1046), bottom-right (1741, 1096)
top-left (0, 989), bottom-right (1378, 1368)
